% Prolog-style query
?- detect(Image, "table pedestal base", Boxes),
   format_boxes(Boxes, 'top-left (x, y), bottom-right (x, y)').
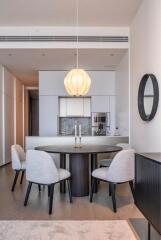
top-left (70, 154), bottom-right (89, 197)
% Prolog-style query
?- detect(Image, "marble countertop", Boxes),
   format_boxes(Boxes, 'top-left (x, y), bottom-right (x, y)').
top-left (27, 135), bottom-right (129, 138)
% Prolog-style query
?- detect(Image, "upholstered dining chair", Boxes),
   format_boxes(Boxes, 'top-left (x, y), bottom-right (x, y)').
top-left (99, 143), bottom-right (132, 167)
top-left (24, 150), bottom-right (72, 215)
top-left (11, 145), bottom-right (26, 192)
top-left (90, 149), bottom-right (135, 212)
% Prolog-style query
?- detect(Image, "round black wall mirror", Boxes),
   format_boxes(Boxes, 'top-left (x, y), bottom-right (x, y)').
top-left (138, 74), bottom-right (159, 121)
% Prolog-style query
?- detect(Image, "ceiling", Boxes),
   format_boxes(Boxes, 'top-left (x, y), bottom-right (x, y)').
top-left (0, 49), bottom-right (127, 86)
top-left (0, 0), bottom-right (142, 27)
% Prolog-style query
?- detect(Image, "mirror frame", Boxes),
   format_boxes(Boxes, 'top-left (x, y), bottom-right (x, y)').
top-left (138, 74), bottom-right (159, 121)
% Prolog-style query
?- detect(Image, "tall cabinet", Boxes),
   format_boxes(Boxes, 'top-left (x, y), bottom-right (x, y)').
top-left (91, 95), bottom-right (116, 134)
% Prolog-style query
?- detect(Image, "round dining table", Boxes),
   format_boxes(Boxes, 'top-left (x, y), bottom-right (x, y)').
top-left (35, 145), bottom-right (122, 197)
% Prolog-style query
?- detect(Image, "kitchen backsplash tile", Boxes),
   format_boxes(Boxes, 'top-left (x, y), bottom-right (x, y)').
top-left (59, 117), bottom-right (91, 136)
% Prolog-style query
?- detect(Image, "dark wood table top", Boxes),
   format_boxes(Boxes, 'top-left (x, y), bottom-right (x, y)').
top-left (35, 145), bottom-right (122, 154)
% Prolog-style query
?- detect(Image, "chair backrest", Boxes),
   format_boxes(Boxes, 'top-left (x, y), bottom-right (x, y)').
top-left (26, 150), bottom-right (59, 184)
top-left (107, 149), bottom-right (135, 183)
top-left (116, 143), bottom-right (132, 150)
top-left (11, 145), bottom-right (25, 170)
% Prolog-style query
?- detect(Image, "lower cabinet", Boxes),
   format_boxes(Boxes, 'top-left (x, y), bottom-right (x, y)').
top-left (135, 153), bottom-right (161, 235)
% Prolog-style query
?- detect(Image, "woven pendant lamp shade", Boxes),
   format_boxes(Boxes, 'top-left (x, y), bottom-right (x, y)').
top-left (64, 68), bottom-right (91, 96)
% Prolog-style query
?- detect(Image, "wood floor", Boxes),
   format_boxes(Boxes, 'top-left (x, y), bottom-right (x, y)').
top-left (0, 164), bottom-right (160, 239)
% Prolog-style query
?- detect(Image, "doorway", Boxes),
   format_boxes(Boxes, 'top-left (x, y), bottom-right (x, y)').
top-left (28, 90), bottom-right (39, 136)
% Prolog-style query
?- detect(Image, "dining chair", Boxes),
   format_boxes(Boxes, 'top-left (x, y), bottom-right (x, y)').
top-left (24, 150), bottom-right (72, 215)
top-left (11, 145), bottom-right (26, 192)
top-left (90, 149), bottom-right (135, 212)
top-left (99, 143), bottom-right (132, 167)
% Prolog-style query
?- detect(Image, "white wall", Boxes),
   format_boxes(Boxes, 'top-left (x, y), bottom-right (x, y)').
top-left (116, 51), bottom-right (129, 136)
top-left (39, 71), bottom-right (116, 136)
top-left (130, 0), bottom-right (161, 152)
top-left (15, 79), bottom-right (24, 146)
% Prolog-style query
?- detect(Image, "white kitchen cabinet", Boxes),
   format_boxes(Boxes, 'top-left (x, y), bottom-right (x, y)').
top-left (83, 98), bottom-right (91, 116)
top-left (59, 98), bottom-right (67, 117)
top-left (66, 98), bottom-right (84, 116)
top-left (59, 97), bottom-right (91, 117)
top-left (91, 96), bottom-right (110, 112)
top-left (39, 96), bottom-right (58, 136)
top-left (110, 96), bottom-right (116, 134)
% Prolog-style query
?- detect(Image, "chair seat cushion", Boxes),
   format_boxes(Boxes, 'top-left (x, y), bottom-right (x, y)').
top-left (58, 168), bottom-right (71, 181)
top-left (92, 167), bottom-right (108, 181)
top-left (100, 159), bottom-right (112, 167)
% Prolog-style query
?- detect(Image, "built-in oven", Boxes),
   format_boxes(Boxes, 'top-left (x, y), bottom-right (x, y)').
top-left (92, 112), bottom-right (110, 136)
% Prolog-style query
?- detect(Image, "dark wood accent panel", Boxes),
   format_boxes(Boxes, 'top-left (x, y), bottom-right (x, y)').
top-left (135, 154), bottom-right (161, 234)
top-left (70, 153), bottom-right (89, 197)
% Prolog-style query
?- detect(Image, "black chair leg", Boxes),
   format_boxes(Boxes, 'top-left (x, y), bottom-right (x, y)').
top-left (90, 178), bottom-right (95, 202)
top-left (109, 183), bottom-right (111, 196)
top-left (11, 170), bottom-right (20, 192)
top-left (148, 222), bottom-right (151, 240)
top-left (20, 171), bottom-right (25, 184)
top-left (24, 182), bottom-right (32, 206)
top-left (67, 179), bottom-right (72, 203)
top-left (49, 184), bottom-right (55, 215)
top-left (48, 185), bottom-right (51, 197)
top-left (129, 180), bottom-right (134, 197)
top-left (111, 183), bottom-right (117, 213)
top-left (38, 184), bottom-right (41, 191)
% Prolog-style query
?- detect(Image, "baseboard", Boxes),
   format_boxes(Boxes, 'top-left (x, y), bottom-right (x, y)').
top-left (0, 161), bottom-right (11, 168)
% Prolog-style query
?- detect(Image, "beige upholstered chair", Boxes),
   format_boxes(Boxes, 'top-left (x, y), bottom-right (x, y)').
top-left (90, 149), bottom-right (135, 212)
top-left (99, 143), bottom-right (132, 167)
top-left (24, 150), bottom-right (72, 214)
top-left (11, 145), bottom-right (26, 192)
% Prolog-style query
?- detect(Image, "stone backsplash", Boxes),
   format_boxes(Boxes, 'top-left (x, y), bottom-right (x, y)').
top-left (59, 117), bottom-right (92, 136)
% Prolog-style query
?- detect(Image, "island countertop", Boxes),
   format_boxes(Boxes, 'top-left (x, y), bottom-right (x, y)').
top-left (25, 136), bottom-right (129, 150)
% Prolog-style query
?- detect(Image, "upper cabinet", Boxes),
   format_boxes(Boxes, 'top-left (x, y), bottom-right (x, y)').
top-left (91, 96), bottom-right (110, 112)
top-left (66, 98), bottom-right (84, 116)
top-left (59, 97), bottom-right (91, 117)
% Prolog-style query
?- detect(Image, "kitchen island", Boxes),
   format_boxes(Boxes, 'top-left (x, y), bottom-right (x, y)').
top-left (26, 136), bottom-right (129, 151)
top-left (26, 135), bottom-right (128, 164)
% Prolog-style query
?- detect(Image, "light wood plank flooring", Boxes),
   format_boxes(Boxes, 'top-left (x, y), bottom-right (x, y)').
top-left (0, 164), bottom-right (160, 239)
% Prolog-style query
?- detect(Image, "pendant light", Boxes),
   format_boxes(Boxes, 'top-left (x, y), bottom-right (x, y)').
top-left (64, 0), bottom-right (91, 96)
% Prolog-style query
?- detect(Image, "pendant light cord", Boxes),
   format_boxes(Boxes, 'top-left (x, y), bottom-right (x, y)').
top-left (76, 0), bottom-right (79, 69)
